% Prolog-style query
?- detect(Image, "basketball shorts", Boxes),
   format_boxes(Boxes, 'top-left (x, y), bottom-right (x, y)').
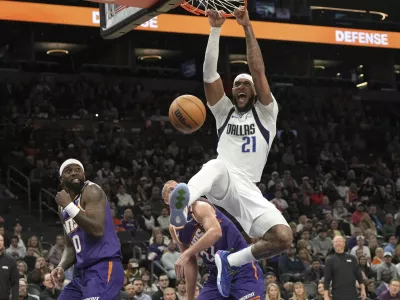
top-left (203, 159), bottom-right (289, 237)
top-left (198, 262), bottom-right (265, 300)
top-left (58, 259), bottom-right (124, 300)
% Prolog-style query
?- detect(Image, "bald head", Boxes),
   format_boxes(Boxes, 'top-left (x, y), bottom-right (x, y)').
top-left (333, 236), bottom-right (346, 253)
top-left (162, 180), bottom-right (177, 204)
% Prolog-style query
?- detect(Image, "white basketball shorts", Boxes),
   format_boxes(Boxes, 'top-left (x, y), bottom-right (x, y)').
top-left (203, 159), bottom-right (289, 238)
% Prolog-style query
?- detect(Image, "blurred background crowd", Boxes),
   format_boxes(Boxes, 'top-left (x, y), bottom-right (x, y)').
top-left (1, 76), bottom-right (400, 300)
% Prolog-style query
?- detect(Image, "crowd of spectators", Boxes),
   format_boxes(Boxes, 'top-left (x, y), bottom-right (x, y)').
top-left (1, 76), bottom-right (400, 300)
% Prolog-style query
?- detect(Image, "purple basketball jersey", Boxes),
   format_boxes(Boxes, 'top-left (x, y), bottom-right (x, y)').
top-left (61, 181), bottom-right (122, 269)
top-left (176, 199), bottom-right (249, 266)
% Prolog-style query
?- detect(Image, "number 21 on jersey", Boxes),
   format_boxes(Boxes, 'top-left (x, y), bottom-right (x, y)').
top-left (72, 235), bottom-right (82, 253)
top-left (242, 136), bottom-right (256, 152)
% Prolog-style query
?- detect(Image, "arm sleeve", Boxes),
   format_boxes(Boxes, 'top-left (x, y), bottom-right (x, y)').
top-left (10, 260), bottom-right (19, 300)
top-left (324, 256), bottom-right (332, 290)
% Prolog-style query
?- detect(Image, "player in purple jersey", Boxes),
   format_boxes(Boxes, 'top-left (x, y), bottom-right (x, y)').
top-left (163, 180), bottom-right (264, 300)
top-left (51, 158), bottom-right (124, 300)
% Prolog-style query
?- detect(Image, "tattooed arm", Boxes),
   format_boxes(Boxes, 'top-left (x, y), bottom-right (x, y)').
top-left (234, 7), bottom-right (273, 106)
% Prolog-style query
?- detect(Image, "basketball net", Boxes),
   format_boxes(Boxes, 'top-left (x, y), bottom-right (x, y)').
top-left (180, 0), bottom-right (247, 17)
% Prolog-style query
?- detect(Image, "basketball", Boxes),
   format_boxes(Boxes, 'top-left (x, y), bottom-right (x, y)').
top-left (169, 95), bottom-right (206, 134)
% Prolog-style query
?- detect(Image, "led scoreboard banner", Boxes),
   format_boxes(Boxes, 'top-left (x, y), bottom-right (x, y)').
top-left (0, 1), bottom-right (399, 49)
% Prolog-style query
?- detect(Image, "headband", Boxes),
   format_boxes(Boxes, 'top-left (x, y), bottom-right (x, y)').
top-left (59, 159), bottom-right (84, 176)
top-left (234, 73), bottom-right (254, 85)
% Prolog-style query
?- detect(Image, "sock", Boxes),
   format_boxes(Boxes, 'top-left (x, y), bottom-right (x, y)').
top-left (227, 246), bottom-right (256, 267)
top-left (186, 160), bottom-right (227, 206)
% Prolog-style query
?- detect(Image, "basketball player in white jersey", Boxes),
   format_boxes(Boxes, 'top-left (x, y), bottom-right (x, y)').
top-left (168, 7), bottom-right (293, 297)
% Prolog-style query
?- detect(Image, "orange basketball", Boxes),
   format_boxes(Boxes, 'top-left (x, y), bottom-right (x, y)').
top-left (169, 95), bottom-right (206, 134)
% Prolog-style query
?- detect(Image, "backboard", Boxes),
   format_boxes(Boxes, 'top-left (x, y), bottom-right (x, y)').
top-left (98, 0), bottom-right (181, 39)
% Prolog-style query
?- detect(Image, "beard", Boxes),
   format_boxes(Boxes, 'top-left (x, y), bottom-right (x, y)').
top-left (64, 178), bottom-right (85, 194)
top-left (232, 94), bottom-right (255, 112)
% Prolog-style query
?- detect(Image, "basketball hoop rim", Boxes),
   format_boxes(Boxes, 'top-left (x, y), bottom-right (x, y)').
top-left (180, 0), bottom-right (247, 17)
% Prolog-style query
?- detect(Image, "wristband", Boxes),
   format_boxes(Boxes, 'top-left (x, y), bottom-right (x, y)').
top-left (64, 202), bottom-right (80, 219)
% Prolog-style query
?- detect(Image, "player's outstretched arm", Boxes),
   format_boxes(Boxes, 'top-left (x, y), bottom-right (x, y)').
top-left (204, 9), bottom-right (226, 106)
top-left (73, 185), bottom-right (106, 238)
top-left (234, 7), bottom-right (273, 106)
top-left (169, 226), bottom-right (198, 300)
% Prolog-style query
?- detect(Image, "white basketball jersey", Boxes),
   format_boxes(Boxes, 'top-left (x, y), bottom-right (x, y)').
top-left (208, 94), bottom-right (279, 182)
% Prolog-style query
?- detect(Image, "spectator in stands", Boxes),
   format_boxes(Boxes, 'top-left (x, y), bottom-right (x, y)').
top-left (290, 281), bottom-right (308, 300)
top-left (116, 185), bottom-right (134, 212)
top-left (377, 252), bottom-right (397, 281)
top-left (18, 278), bottom-right (38, 300)
top-left (312, 227), bottom-right (332, 256)
top-left (352, 203), bottom-right (366, 226)
top-left (157, 208), bottom-right (170, 233)
top-left (17, 260), bottom-right (28, 280)
top-left (384, 235), bottom-right (398, 255)
top-left (296, 215), bottom-right (308, 233)
top-left (347, 227), bottom-right (363, 250)
top-left (125, 283), bottom-right (135, 299)
top-left (279, 245), bottom-right (305, 281)
top-left (175, 279), bottom-right (186, 300)
top-left (131, 279), bottom-right (151, 300)
top-left (26, 235), bottom-right (42, 258)
top-left (327, 219), bottom-right (345, 239)
top-left (271, 190), bottom-right (289, 212)
top-left (141, 271), bottom-right (158, 294)
top-left (149, 228), bottom-right (170, 246)
top-left (163, 287), bottom-right (176, 300)
top-left (23, 247), bottom-right (36, 272)
top-left (364, 279), bottom-right (377, 300)
top-left (358, 255), bottom-right (375, 280)
top-left (315, 281), bottom-right (326, 300)
top-left (13, 221), bottom-right (26, 249)
top-left (6, 236), bottom-right (26, 259)
top-left (48, 234), bottom-right (64, 266)
top-left (360, 214), bottom-right (377, 236)
top-left (350, 236), bottom-right (371, 260)
top-left (369, 205), bottom-right (383, 231)
top-left (266, 282), bottom-right (282, 300)
top-left (148, 232), bottom-right (167, 261)
top-left (97, 161), bottom-right (114, 182)
top-left (304, 257), bottom-right (324, 283)
top-left (121, 208), bottom-right (139, 234)
top-left (376, 270), bottom-right (393, 296)
top-left (380, 279), bottom-right (400, 300)
top-left (372, 247), bottom-right (384, 270)
top-left (125, 258), bottom-right (141, 283)
top-left (138, 205), bottom-right (159, 233)
top-left (152, 274), bottom-right (170, 300)
top-left (161, 241), bottom-right (180, 279)
top-left (40, 273), bottom-right (61, 299)
top-left (383, 214), bottom-right (396, 239)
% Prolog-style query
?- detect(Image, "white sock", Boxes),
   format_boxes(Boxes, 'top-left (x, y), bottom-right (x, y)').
top-left (227, 246), bottom-right (256, 267)
top-left (187, 160), bottom-right (227, 206)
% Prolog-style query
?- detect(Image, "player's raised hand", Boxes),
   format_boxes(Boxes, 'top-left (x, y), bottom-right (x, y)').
top-left (55, 190), bottom-right (72, 208)
top-left (206, 9), bottom-right (226, 27)
top-left (233, 6), bottom-right (250, 26)
top-left (50, 266), bottom-right (64, 288)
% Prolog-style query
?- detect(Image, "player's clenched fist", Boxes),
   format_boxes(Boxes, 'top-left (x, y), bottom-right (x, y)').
top-left (51, 266), bottom-right (64, 288)
top-left (233, 6), bottom-right (250, 27)
top-left (55, 190), bottom-right (72, 208)
top-left (206, 9), bottom-right (226, 27)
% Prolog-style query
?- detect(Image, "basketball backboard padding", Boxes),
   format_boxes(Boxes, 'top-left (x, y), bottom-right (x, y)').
top-left (99, 0), bottom-right (181, 39)
top-left (86, 0), bottom-right (158, 8)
